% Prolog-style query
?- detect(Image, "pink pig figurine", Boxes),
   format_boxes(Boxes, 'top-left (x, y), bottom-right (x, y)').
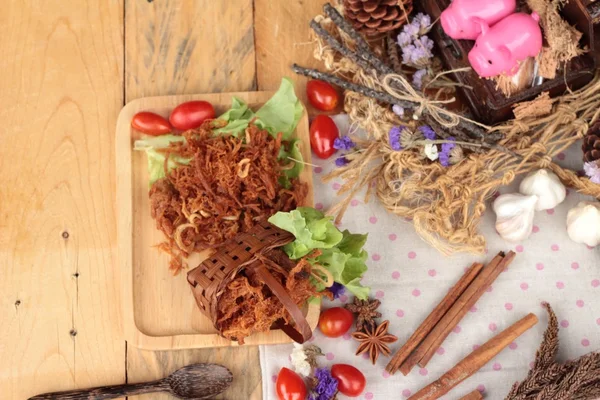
top-left (441, 0), bottom-right (517, 40)
top-left (468, 12), bottom-right (543, 78)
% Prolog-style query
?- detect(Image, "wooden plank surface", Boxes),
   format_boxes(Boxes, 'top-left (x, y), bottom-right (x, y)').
top-left (123, 1), bottom-right (261, 399)
top-left (254, 0), bottom-right (328, 109)
top-left (0, 0), bottom-right (125, 399)
top-left (1, 0), bottom-right (325, 398)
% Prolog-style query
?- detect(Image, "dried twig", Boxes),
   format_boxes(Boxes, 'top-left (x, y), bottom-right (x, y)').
top-left (323, 3), bottom-right (394, 76)
top-left (309, 20), bottom-right (374, 74)
top-left (292, 64), bottom-right (415, 108)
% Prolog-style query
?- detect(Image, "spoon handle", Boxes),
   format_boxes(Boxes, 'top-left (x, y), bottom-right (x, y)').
top-left (28, 380), bottom-right (170, 400)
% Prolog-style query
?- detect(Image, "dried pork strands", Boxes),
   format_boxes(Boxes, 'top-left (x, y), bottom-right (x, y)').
top-left (216, 254), bottom-right (318, 344)
top-left (149, 122), bottom-right (307, 273)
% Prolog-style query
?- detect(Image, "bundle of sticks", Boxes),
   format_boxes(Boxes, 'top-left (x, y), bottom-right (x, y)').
top-left (386, 251), bottom-right (516, 375)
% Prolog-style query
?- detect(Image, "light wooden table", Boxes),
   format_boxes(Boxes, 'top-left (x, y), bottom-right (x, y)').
top-left (0, 1), bottom-right (323, 398)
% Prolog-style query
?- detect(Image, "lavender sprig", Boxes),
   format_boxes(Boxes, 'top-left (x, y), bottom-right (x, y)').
top-left (389, 126), bottom-right (406, 151)
top-left (584, 160), bottom-right (600, 184)
top-left (333, 136), bottom-right (356, 151)
top-left (308, 368), bottom-right (338, 400)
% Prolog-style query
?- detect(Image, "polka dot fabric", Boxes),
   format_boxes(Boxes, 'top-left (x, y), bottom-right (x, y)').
top-left (261, 142), bottom-right (600, 399)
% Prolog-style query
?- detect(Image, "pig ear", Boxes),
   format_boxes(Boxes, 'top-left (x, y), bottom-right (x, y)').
top-left (472, 17), bottom-right (489, 35)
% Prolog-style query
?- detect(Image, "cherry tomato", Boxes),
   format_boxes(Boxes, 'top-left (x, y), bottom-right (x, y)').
top-left (331, 364), bottom-right (366, 397)
top-left (318, 307), bottom-right (353, 338)
top-left (276, 367), bottom-right (307, 400)
top-left (306, 80), bottom-right (339, 111)
top-left (309, 115), bottom-right (339, 159)
top-left (169, 100), bottom-right (215, 130)
top-left (131, 112), bottom-right (172, 135)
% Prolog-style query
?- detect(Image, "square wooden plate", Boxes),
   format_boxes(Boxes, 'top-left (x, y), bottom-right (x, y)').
top-left (116, 91), bottom-right (320, 350)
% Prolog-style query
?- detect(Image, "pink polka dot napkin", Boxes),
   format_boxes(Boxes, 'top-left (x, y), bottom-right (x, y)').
top-left (261, 141), bottom-right (600, 399)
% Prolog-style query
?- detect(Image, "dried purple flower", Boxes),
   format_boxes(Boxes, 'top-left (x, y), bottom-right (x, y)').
top-left (333, 135), bottom-right (355, 151)
top-left (439, 137), bottom-right (456, 167)
top-left (441, 137), bottom-right (456, 153)
top-left (397, 13), bottom-right (434, 68)
top-left (389, 126), bottom-right (405, 151)
top-left (403, 21), bottom-right (420, 37)
top-left (412, 69), bottom-right (427, 89)
top-left (418, 125), bottom-right (436, 140)
top-left (392, 104), bottom-right (405, 117)
top-left (584, 160), bottom-right (600, 184)
top-left (328, 282), bottom-right (345, 299)
top-left (397, 31), bottom-right (412, 47)
top-left (416, 35), bottom-right (434, 52)
top-left (308, 368), bottom-right (338, 400)
top-left (414, 13), bottom-right (432, 30)
top-left (335, 156), bottom-right (349, 167)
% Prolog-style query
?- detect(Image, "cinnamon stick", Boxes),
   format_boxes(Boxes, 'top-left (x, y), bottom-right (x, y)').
top-left (459, 390), bottom-right (484, 400)
top-left (408, 313), bottom-right (538, 400)
top-left (419, 251), bottom-right (516, 368)
top-left (399, 252), bottom-right (514, 375)
top-left (386, 262), bottom-right (484, 375)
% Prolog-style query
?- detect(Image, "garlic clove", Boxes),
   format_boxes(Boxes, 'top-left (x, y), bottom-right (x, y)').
top-left (566, 201), bottom-right (600, 247)
top-left (493, 193), bottom-right (538, 242)
top-left (519, 169), bottom-right (566, 211)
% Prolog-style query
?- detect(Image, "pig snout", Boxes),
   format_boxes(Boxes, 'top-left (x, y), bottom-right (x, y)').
top-left (468, 44), bottom-right (513, 78)
top-left (468, 48), bottom-right (497, 78)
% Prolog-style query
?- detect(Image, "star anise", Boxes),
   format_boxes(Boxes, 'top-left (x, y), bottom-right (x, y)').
top-left (351, 320), bottom-right (398, 365)
top-left (345, 297), bottom-right (382, 332)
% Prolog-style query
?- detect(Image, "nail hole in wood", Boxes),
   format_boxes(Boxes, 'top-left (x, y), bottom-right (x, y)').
top-left (62, 231), bottom-right (69, 239)
top-left (73, 272), bottom-right (79, 278)
top-left (14, 300), bottom-right (21, 308)
top-left (70, 329), bottom-right (77, 337)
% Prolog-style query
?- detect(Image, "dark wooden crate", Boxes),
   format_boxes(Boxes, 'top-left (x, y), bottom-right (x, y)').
top-left (419, 0), bottom-right (599, 124)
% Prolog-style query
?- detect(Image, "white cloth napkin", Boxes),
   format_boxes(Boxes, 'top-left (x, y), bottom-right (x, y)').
top-left (260, 132), bottom-right (600, 400)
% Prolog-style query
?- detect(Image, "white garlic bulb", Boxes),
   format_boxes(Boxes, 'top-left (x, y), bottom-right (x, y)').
top-left (566, 202), bottom-right (600, 247)
top-left (493, 193), bottom-right (538, 242)
top-left (519, 169), bottom-right (566, 211)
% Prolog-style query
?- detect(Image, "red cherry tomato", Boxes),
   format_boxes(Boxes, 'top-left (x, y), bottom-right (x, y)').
top-left (131, 112), bottom-right (172, 135)
top-left (169, 100), bottom-right (215, 130)
top-left (276, 367), bottom-right (307, 400)
top-left (309, 115), bottom-right (339, 159)
top-left (331, 364), bottom-right (366, 397)
top-left (318, 307), bottom-right (353, 338)
top-left (306, 80), bottom-right (339, 111)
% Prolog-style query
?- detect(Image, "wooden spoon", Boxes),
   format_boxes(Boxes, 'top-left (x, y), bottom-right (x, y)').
top-left (28, 363), bottom-right (233, 400)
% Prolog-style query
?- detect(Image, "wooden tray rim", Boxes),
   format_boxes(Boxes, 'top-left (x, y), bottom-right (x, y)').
top-left (116, 91), bottom-right (320, 350)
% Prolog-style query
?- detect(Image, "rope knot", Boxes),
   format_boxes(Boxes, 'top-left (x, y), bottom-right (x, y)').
top-left (538, 155), bottom-right (553, 168)
top-left (381, 74), bottom-right (492, 130)
top-left (501, 171), bottom-right (516, 185)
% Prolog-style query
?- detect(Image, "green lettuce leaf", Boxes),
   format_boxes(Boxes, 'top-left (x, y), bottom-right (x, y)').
top-left (214, 77), bottom-right (304, 139)
top-left (269, 207), bottom-right (370, 299)
top-left (269, 208), bottom-right (343, 259)
top-left (213, 97), bottom-right (254, 136)
top-left (134, 135), bottom-right (190, 185)
top-left (278, 139), bottom-right (304, 189)
top-left (255, 78), bottom-right (304, 140)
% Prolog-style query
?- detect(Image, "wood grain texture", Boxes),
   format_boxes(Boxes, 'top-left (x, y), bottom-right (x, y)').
top-left (124, 1), bottom-right (262, 399)
top-left (0, 1), bottom-right (124, 399)
top-left (125, 0), bottom-right (257, 99)
top-left (116, 91), bottom-right (318, 350)
top-left (254, 0), bottom-right (326, 109)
